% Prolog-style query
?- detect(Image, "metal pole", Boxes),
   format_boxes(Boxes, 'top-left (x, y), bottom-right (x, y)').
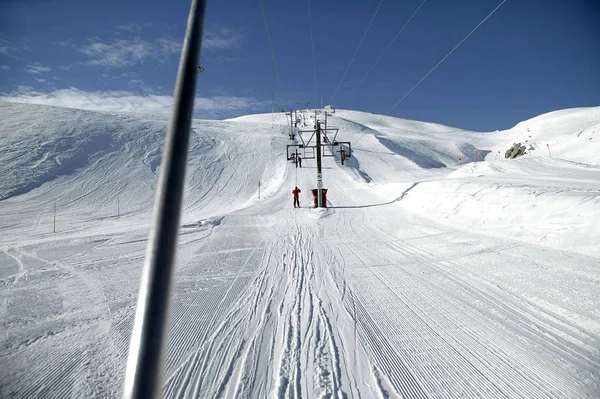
top-left (316, 122), bottom-right (323, 207)
top-left (123, 1), bottom-right (207, 398)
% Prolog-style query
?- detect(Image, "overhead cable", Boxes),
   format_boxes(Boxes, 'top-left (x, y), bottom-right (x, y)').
top-left (353, 0), bottom-right (426, 92)
top-left (352, 0), bottom-right (508, 147)
top-left (259, 0), bottom-right (285, 105)
top-left (382, 0), bottom-right (508, 118)
top-left (308, 0), bottom-right (319, 107)
top-left (330, 0), bottom-right (384, 104)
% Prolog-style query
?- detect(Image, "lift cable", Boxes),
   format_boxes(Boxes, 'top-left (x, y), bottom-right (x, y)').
top-left (234, 0), bottom-right (245, 26)
top-left (353, 0), bottom-right (426, 92)
top-left (259, 0), bottom-right (285, 106)
top-left (308, 0), bottom-right (319, 107)
top-left (382, 0), bottom-right (508, 119)
top-left (330, 0), bottom-right (384, 104)
top-left (352, 0), bottom-right (508, 147)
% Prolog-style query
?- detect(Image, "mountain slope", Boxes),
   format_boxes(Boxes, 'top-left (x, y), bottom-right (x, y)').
top-left (1, 102), bottom-right (599, 398)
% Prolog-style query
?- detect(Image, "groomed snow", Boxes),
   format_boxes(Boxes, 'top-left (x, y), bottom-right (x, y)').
top-left (1, 102), bottom-right (599, 398)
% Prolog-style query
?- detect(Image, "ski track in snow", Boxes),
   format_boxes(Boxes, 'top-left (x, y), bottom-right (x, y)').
top-left (1, 103), bottom-right (600, 398)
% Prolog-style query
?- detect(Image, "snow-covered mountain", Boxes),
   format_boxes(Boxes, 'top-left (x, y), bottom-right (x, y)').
top-left (1, 101), bottom-right (599, 398)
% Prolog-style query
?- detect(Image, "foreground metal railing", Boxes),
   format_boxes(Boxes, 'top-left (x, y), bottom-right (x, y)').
top-left (123, 1), bottom-right (207, 398)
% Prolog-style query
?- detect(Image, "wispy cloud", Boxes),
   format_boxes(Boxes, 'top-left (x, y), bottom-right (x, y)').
top-left (127, 79), bottom-right (156, 93)
top-left (203, 28), bottom-right (243, 50)
top-left (116, 22), bottom-right (153, 33)
top-left (1, 65), bottom-right (9, 71)
top-left (0, 37), bottom-right (17, 58)
top-left (0, 88), bottom-right (269, 118)
top-left (0, 36), bottom-right (30, 59)
top-left (27, 64), bottom-right (52, 74)
top-left (79, 38), bottom-right (153, 67)
top-left (56, 39), bottom-right (75, 47)
top-left (214, 56), bottom-right (241, 63)
top-left (76, 36), bottom-right (181, 68)
top-left (156, 37), bottom-right (182, 56)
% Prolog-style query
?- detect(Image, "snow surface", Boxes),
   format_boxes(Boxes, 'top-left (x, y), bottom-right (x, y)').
top-left (1, 102), bottom-right (599, 398)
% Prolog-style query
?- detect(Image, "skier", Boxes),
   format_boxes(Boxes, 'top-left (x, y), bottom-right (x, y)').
top-left (292, 187), bottom-right (301, 208)
top-left (297, 156), bottom-right (302, 168)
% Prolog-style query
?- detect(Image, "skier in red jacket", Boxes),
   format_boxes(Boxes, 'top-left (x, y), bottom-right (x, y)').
top-left (292, 187), bottom-right (301, 208)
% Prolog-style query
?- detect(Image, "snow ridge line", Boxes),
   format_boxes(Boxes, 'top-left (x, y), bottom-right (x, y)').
top-left (394, 181), bottom-right (420, 203)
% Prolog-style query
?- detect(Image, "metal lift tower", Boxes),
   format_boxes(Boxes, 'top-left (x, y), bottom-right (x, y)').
top-left (286, 110), bottom-right (352, 208)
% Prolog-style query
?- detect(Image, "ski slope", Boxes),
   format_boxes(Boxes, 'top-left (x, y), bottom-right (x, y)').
top-left (1, 102), bottom-right (599, 398)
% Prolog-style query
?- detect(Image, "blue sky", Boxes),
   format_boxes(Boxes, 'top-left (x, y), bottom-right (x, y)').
top-left (0, 0), bottom-right (598, 130)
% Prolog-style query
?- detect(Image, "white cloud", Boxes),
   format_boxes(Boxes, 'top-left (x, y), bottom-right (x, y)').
top-left (0, 37), bottom-right (13, 56)
top-left (0, 36), bottom-right (28, 58)
top-left (77, 37), bottom-right (181, 68)
top-left (214, 56), bottom-right (241, 63)
top-left (27, 64), bottom-right (52, 74)
top-left (1, 65), bottom-right (9, 70)
top-left (194, 96), bottom-right (267, 112)
top-left (79, 39), bottom-right (153, 68)
top-left (203, 28), bottom-right (243, 50)
top-left (156, 37), bottom-right (182, 56)
top-left (14, 85), bottom-right (37, 93)
top-left (0, 88), bottom-right (269, 118)
top-left (56, 40), bottom-right (74, 47)
top-left (0, 45), bottom-right (17, 58)
top-left (116, 22), bottom-right (153, 33)
top-left (128, 79), bottom-right (155, 93)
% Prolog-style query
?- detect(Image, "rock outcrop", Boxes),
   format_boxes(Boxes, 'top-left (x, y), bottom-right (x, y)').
top-left (505, 143), bottom-right (527, 159)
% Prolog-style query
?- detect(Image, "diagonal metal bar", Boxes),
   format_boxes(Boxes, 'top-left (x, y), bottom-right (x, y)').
top-left (123, 1), bottom-right (207, 398)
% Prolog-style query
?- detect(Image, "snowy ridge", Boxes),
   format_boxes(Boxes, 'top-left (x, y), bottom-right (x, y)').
top-left (1, 102), bottom-right (599, 398)
top-left (0, 102), bottom-right (287, 223)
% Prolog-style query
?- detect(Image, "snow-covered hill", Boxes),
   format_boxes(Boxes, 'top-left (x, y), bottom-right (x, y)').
top-left (1, 102), bottom-right (599, 398)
